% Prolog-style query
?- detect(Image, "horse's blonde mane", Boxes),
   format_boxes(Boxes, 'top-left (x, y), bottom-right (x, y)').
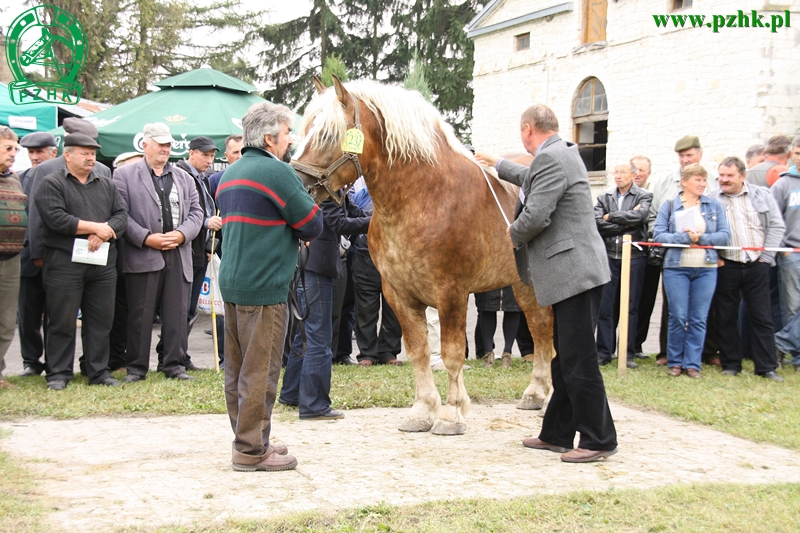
top-left (299, 80), bottom-right (474, 167)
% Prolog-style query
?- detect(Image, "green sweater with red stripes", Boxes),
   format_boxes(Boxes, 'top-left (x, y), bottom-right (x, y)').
top-left (216, 147), bottom-right (322, 306)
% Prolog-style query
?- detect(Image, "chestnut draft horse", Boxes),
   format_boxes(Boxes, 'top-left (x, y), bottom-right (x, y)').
top-left (291, 76), bottom-right (555, 435)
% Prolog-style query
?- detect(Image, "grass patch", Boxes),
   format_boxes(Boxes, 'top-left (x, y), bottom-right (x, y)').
top-left (122, 482), bottom-right (800, 533)
top-left (601, 358), bottom-right (800, 450)
top-left (0, 432), bottom-right (49, 533)
top-left (1, 358), bottom-right (799, 453)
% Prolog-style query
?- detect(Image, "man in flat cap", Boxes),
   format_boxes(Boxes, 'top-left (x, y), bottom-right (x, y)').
top-left (18, 132), bottom-right (57, 188)
top-left (113, 123), bottom-right (203, 383)
top-left (21, 118), bottom-right (113, 377)
top-left (646, 135), bottom-right (715, 366)
top-left (35, 133), bottom-right (127, 390)
top-left (168, 136), bottom-right (222, 371)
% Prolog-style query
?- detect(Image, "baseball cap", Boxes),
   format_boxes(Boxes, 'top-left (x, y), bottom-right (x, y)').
top-left (189, 136), bottom-right (218, 152)
top-left (142, 123), bottom-right (175, 144)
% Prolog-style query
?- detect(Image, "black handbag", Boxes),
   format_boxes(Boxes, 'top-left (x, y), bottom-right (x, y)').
top-left (647, 245), bottom-right (666, 266)
top-left (646, 192), bottom-right (676, 267)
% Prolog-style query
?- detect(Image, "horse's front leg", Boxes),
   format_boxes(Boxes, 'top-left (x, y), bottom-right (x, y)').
top-left (514, 281), bottom-right (555, 410)
top-left (431, 296), bottom-right (471, 435)
top-left (383, 284), bottom-right (440, 432)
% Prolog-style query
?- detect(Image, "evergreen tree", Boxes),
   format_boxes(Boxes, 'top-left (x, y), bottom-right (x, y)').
top-left (29, 0), bottom-right (260, 104)
top-left (320, 54), bottom-right (349, 87)
top-left (403, 53), bottom-right (432, 103)
top-left (255, 0), bottom-right (346, 110)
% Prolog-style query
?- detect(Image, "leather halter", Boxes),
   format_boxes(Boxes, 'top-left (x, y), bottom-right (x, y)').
top-left (290, 98), bottom-right (364, 206)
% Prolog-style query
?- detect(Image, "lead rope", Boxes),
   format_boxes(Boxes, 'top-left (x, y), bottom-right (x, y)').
top-left (480, 166), bottom-right (512, 227)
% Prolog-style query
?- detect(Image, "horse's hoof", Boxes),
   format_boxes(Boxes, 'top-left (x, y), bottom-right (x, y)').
top-left (516, 396), bottom-right (544, 410)
top-left (431, 420), bottom-right (466, 435)
top-left (398, 418), bottom-right (433, 433)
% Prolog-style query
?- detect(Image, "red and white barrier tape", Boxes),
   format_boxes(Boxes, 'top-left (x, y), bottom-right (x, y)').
top-left (633, 242), bottom-right (800, 253)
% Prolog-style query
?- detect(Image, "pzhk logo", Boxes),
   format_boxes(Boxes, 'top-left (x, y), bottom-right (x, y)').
top-left (5, 5), bottom-right (86, 105)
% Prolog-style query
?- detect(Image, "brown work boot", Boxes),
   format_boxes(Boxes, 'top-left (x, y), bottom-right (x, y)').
top-left (481, 352), bottom-right (494, 368)
top-left (0, 379), bottom-right (18, 390)
top-left (500, 352), bottom-right (513, 369)
top-left (232, 451), bottom-right (297, 472)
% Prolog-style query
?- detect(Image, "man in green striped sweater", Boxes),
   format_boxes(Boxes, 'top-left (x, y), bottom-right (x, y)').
top-left (217, 102), bottom-right (322, 472)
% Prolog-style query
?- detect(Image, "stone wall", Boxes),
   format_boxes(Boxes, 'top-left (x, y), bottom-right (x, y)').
top-left (471, 0), bottom-right (800, 192)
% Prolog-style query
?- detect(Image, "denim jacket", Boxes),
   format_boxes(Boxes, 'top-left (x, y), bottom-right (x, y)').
top-left (653, 193), bottom-right (730, 269)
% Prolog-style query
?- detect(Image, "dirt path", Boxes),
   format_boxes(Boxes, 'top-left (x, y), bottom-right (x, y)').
top-left (3, 402), bottom-right (800, 532)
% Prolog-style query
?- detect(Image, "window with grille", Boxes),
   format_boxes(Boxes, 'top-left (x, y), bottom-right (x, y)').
top-left (516, 33), bottom-right (530, 51)
top-left (573, 78), bottom-right (608, 174)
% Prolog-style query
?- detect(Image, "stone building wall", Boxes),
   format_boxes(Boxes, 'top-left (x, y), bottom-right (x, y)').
top-left (470, 0), bottom-right (800, 192)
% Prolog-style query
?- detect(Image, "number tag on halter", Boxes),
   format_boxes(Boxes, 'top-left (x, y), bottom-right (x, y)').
top-left (341, 128), bottom-right (364, 154)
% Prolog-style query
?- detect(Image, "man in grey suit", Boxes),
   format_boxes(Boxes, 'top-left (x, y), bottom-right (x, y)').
top-left (476, 104), bottom-right (618, 463)
top-left (113, 123), bottom-right (203, 382)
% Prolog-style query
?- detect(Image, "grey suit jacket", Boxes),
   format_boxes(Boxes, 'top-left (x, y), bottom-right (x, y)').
top-left (112, 158), bottom-right (203, 282)
top-left (497, 134), bottom-right (610, 307)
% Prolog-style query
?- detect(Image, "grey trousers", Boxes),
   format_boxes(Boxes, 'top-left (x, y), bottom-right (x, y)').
top-left (224, 302), bottom-right (287, 465)
top-left (0, 256), bottom-right (20, 379)
top-left (125, 250), bottom-right (189, 378)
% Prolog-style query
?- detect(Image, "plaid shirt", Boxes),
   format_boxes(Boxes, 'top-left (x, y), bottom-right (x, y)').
top-left (719, 182), bottom-right (764, 263)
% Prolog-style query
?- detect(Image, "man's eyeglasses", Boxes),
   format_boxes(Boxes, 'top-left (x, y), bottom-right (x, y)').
top-left (0, 144), bottom-right (20, 153)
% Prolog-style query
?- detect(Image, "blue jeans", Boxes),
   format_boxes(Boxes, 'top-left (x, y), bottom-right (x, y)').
top-left (597, 256), bottom-right (646, 361)
top-left (280, 271), bottom-right (335, 418)
top-left (663, 267), bottom-right (717, 371)
top-left (776, 252), bottom-right (800, 362)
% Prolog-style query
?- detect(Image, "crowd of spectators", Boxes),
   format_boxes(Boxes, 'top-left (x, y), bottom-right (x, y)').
top-left (0, 120), bottom-right (798, 395)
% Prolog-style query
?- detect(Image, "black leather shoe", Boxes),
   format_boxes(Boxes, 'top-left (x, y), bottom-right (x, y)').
top-left (19, 366), bottom-right (42, 377)
top-left (334, 357), bottom-right (356, 365)
top-left (204, 329), bottom-right (213, 336)
top-left (170, 372), bottom-right (196, 381)
top-left (597, 358), bottom-right (611, 366)
top-left (46, 380), bottom-right (67, 390)
top-left (184, 360), bottom-right (201, 371)
top-left (93, 377), bottom-right (122, 387)
top-left (633, 352), bottom-right (650, 359)
top-left (300, 409), bottom-right (344, 420)
top-left (759, 371), bottom-right (785, 382)
top-left (626, 359), bottom-right (639, 369)
top-left (122, 374), bottom-right (146, 383)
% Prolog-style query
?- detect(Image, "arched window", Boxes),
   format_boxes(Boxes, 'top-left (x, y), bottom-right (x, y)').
top-left (573, 77), bottom-right (608, 176)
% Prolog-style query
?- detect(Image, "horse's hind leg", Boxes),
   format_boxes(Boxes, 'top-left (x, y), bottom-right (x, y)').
top-left (513, 281), bottom-right (555, 410)
top-left (383, 285), bottom-right (440, 432)
top-left (431, 295), bottom-right (471, 435)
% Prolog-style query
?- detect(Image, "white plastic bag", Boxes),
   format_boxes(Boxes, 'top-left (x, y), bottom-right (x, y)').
top-left (197, 254), bottom-right (224, 316)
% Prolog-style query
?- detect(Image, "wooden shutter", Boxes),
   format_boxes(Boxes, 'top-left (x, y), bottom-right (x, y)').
top-left (583, 0), bottom-right (607, 44)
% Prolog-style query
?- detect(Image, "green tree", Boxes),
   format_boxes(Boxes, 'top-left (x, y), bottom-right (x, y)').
top-left (392, 0), bottom-right (480, 140)
top-left (403, 53), bottom-right (432, 103)
top-left (29, 0), bottom-right (261, 103)
top-left (255, 0), bottom-right (346, 110)
top-left (320, 54), bottom-right (349, 87)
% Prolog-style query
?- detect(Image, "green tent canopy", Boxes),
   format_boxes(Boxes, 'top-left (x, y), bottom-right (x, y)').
top-left (0, 83), bottom-right (58, 136)
top-left (49, 68), bottom-right (293, 161)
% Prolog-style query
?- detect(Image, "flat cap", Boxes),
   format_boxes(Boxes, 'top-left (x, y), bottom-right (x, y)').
top-left (674, 135), bottom-right (701, 152)
top-left (113, 151), bottom-right (143, 168)
top-left (62, 118), bottom-right (99, 139)
top-left (142, 123), bottom-right (175, 144)
top-left (19, 132), bottom-right (57, 148)
top-left (64, 133), bottom-right (102, 149)
top-left (189, 136), bottom-right (218, 152)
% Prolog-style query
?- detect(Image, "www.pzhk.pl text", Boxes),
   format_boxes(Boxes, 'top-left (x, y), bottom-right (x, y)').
top-left (653, 10), bottom-right (792, 33)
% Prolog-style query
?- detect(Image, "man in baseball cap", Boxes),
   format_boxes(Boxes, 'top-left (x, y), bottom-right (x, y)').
top-left (173, 135), bottom-right (221, 372)
top-left (142, 122), bottom-right (175, 144)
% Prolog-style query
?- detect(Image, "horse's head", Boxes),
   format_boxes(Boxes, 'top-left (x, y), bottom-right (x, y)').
top-left (291, 75), bottom-right (378, 205)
